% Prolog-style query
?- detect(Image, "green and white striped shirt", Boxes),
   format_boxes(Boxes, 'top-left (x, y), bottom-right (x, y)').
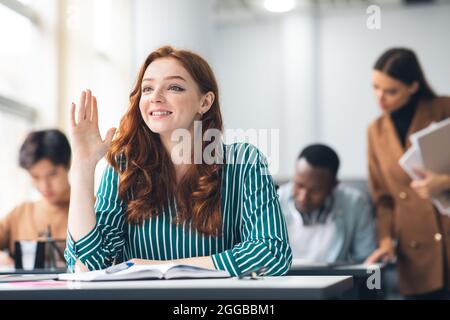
top-left (64, 143), bottom-right (292, 276)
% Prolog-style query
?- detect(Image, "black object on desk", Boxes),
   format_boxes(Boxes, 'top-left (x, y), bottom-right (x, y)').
top-left (14, 225), bottom-right (67, 271)
top-left (287, 262), bottom-right (386, 299)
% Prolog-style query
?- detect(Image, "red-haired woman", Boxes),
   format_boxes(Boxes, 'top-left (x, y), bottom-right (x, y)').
top-left (65, 46), bottom-right (292, 276)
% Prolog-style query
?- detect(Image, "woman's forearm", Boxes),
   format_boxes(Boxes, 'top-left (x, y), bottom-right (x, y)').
top-left (68, 162), bottom-right (97, 242)
top-left (173, 256), bottom-right (215, 269)
top-left (131, 256), bottom-right (215, 270)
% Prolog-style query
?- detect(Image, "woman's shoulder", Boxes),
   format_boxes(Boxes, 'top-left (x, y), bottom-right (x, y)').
top-left (367, 114), bottom-right (386, 136)
top-left (431, 96), bottom-right (450, 112)
top-left (418, 96), bottom-right (450, 120)
top-left (432, 95), bottom-right (450, 106)
top-left (223, 142), bottom-right (264, 165)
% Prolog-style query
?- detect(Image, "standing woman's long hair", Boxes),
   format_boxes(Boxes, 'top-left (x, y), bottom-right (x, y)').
top-left (374, 48), bottom-right (437, 100)
top-left (107, 46), bottom-right (224, 236)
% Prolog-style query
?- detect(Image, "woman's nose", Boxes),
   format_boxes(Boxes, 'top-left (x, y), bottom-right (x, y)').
top-left (150, 88), bottom-right (165, 103)
top-left (375, 89), bottom-right (385, 100)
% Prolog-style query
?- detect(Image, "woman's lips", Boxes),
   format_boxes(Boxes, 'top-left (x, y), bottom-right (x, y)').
top-left (149, 111), bottom-right (173, 119)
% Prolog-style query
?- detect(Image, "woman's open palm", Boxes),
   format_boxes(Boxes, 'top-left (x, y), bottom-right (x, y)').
top-left (70, 90), bottom-right (116, 165)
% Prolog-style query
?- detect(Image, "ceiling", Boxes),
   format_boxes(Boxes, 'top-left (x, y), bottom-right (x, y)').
top-left (213, 0), bottom-right (444, 22)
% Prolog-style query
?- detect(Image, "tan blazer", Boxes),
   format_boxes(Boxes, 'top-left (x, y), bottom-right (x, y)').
top-left (368, 96), bottom-right (450, 295)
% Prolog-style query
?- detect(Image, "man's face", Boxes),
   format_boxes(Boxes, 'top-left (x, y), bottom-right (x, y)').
top-left (292, 158), bottom-right (336, 214)
top-left (28, 159), bottom-right (70, 205)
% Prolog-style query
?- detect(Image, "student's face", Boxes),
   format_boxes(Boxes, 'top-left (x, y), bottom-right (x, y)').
top-left (372, 70), bottom-right (418, 113)
top-left (28, 159), bottom-right (70, 205)
top-left (139, 57), bottom-right (213, 138)
top-left (292, 158), bottom-right (336, 214)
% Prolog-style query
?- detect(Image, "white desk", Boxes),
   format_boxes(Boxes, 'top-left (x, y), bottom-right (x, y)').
top-left (0, 275), bottom-right (353, 300)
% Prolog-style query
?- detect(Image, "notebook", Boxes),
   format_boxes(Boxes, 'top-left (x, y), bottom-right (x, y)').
top-left (58, 263), bottom-right (231, 281)
top-left (401, 118), bottom-right (450, 215)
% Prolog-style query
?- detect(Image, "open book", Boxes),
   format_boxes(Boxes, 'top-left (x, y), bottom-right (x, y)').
top-left (58, 263), bottom-right (230, 281)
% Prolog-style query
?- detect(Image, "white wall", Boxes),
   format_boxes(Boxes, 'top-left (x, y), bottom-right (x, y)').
top-left (58, 0), bottom-right (132, 190)
top-left (213, 19), bottom-right (285, 176)
top-left (132, 0), bottom-right (214, 74)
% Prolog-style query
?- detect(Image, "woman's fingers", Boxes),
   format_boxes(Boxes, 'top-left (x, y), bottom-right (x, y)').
top-left (412, 166), bottom-right (428, 179)
top-left (91, 96), bottom-right (98, 122)
top-left (70, 103), bottom-right (76, 127)
top-left (85, 89), bottom-right (92, 121)
top-left (73, 90), bottom-right (98, 126)
top-left (77, 90), bottom-right (87, 122)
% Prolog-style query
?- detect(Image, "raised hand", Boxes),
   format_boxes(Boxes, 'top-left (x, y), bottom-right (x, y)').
top-left (69, 90), bottom-right (116, 167)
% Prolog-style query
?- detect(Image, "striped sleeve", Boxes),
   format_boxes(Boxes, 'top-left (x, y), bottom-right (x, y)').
top-left (211, 144), bottom-right (292, 276)
top-left (64, 164), bottom-right (126, 272)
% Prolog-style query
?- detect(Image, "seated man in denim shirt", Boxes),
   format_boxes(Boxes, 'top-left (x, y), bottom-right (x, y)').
top-left (278, 144), bottom-right (376, 264)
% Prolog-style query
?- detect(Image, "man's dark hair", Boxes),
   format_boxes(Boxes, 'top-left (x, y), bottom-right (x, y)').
top-left (19, 129), bottom-right (71, 169)
top-left (298, 144), bottom-right (340, 178)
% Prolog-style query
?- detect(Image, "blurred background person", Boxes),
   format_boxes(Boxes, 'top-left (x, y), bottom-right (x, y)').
top-left (365, 48), bottom-right (450, 299)
top-left (278, 144), bottom-right (376, 264)
top-left (0, 129), bottom-right (71, 267)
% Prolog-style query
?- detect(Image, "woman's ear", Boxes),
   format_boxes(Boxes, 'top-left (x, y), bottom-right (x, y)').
top-left (409, 81), bottom-right (419, 95)
top-left (200, 92), bottom-right (215, 114)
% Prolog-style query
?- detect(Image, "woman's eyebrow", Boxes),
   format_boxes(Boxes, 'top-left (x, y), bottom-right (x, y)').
top-left (142, 75), bottom-right (187, 82)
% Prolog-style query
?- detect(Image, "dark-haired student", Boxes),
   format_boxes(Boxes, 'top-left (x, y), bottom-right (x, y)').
top-left (365, 48), bottom-right (450, 299)
top-left (0, 129), bottom-right (71, 266)
top-left (65, 46), bottom-right (292, 276)
top-left (278, 144), bottom-right (376, 264)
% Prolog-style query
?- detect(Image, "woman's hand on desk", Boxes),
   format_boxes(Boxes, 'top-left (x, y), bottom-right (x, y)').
top-left (410, 168), bottom-right (450, 199)
top-left (364, 237), bottom-right (395, 264)
top-left (70, 90), bottom-right (116, 167)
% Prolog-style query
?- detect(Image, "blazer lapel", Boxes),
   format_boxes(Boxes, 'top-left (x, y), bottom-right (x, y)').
top-left (406, 99), bottom-right (434, 149)
top-left (381, 99), bottom-right (434, 183)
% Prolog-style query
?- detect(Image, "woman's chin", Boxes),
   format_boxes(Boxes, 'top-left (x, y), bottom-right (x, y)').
top-left (146, 125), bottom-right (175, 137)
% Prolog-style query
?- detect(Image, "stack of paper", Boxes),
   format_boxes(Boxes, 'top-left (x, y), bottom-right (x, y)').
top-left (399, 118), bottom-right (450, 215)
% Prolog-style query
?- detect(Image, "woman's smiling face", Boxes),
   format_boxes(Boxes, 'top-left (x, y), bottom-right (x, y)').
top-left (139, 57), bottom-right (211, 137)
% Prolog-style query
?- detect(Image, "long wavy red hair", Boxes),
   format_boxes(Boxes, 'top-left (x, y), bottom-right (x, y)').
top-left (107, 46), bottom-right (223, 236)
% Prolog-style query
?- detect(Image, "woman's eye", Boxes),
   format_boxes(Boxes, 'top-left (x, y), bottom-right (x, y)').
top-left (386, 90), bottom-right (398, 96)
top-left (169, 85), bottom-right (184, 92)
top-left (142, 86), bottom-right (153, 93)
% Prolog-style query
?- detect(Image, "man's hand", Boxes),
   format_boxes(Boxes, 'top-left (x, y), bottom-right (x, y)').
top-left (364, 237), bottom-right (395, 264)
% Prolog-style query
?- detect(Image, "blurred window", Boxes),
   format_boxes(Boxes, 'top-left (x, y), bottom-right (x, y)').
top-left (0, 1), bottom-right (37, 216)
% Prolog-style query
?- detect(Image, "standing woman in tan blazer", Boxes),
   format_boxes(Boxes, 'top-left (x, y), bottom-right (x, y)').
top-left (365, 48), bottom-right (450, 298)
